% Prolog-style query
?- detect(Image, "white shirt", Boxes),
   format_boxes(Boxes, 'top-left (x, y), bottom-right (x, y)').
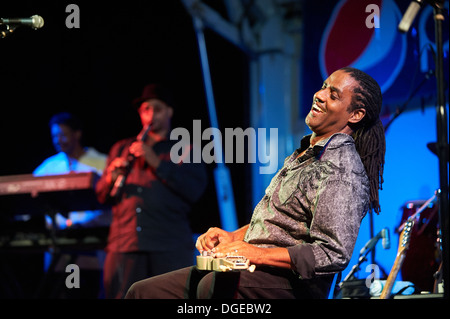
top-left (33, 147), bottom-right (109, 229)
top-left (33, 147), bottom-right (107, 176)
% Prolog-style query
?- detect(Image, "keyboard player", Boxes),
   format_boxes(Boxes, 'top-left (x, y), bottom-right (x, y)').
top-left (32, 112), bottom-right (110, 280)
top-left (33, 112), bottom-right (109, 230)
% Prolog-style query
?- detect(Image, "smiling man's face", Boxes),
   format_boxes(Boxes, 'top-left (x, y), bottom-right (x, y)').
top-left (306, 69), bottom-right (364, 139)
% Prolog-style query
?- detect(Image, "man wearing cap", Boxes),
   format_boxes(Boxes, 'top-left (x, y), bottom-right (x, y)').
top-left (96, 84), bottom-right (208, 299)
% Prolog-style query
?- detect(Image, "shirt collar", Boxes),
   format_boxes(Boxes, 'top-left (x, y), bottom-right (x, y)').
top-left (298, 133), bottom-right (355, 158)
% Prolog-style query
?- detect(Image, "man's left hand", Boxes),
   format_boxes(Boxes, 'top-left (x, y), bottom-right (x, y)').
top-left (212, 241), bottom-right (263, 265)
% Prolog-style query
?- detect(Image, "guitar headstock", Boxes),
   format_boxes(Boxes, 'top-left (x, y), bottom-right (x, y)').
top-left (398, 219), bottom-right (414, 254)
top-left (380, 218), bottom-right (415, 299)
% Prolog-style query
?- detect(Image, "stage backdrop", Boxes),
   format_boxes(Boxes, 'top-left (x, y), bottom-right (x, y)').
top-left (299, 0), bottom-right (448, 287)
top-left (301, 0), bottom-right (448, 114)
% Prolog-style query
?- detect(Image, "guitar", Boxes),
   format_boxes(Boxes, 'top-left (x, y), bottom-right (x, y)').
top-left (380, 219), bottom-right (414, 299)
top-left (196, 252), bottom-right (256, 272)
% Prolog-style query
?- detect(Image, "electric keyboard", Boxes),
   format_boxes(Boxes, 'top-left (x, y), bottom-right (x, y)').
top-left (0, 172), bottom-right (105, 215)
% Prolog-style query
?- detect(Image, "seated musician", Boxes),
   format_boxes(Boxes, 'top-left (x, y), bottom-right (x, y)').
top-left (125, 67), bottom-right (386, 299)
top-left (34, 112), bottom-right (109, 229)
top-left (33, 112), bottom-right (109, 280)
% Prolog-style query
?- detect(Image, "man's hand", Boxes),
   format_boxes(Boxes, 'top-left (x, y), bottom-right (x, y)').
top-left (196, 225), bottom-right (293, 269)
top-left (212, 240), bottom-right (264, 265)
top-left (129, 141), bottom-right (161, 169)
top-left (105, 157), bottom-right (128, 184)
top-left (195, 227), bottom-right (236, 253)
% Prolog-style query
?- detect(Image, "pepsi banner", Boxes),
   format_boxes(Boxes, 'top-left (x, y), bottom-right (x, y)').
top-left (301, 0), bottom-right (449, 118)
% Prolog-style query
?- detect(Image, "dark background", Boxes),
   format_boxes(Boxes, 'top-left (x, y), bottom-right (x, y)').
top-left (1, 0), bottom-right (254, 298)
top-left (0, 0), bottom-right (254, 232)
top-left (2, 0), bottom-right (448, 300)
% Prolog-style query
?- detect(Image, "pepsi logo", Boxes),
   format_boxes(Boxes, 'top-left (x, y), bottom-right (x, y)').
top-left (319, 0), bottom-right (407, 93)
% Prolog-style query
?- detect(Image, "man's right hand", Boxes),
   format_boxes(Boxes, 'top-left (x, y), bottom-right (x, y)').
top-left (105, 157), bottom-right (128, 184)
top-left (195, 227), bottom-right (235, 253)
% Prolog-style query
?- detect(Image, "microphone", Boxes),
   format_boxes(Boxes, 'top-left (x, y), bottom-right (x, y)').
top-left (359, 228), bottom-right (390, 256)
top-left (398, 0), bottom-right (424, 33)
top-left (0, 15), bottom-right (44, 29)
top-left (381, 228), bottom-right (390, 250)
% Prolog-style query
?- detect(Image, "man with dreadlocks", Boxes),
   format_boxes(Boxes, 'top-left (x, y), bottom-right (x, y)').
top-left (125, 67), bottom-right (386, 299)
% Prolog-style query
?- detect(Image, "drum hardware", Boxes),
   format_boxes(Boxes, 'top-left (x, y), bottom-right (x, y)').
top-left (397, 191), bottom-right (441, 293)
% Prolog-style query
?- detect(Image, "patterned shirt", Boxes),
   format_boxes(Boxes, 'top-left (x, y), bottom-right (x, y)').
top-left (244, 133), bottom-right (370, 279)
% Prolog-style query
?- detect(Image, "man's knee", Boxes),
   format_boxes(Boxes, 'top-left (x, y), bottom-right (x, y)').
top-left (125, 267), bottom-right (194, 299)
top-left (196, 271), bottom-right (240, 299)
top-left (124, 279), bottom-right (145, 299)
top-left (196, 272), bottom-right (215, 299)
top-left (124, 275), bottom-right (167, 299)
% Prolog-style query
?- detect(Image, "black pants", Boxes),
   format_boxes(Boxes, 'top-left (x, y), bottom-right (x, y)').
top-left (103, 249), bottom-right (194, 299)
top-left (125, 266), bottom-right (333, 299)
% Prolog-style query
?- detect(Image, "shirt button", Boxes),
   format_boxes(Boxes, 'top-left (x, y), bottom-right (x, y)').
top-left (136, 207), bottom-right (142, 213)
top-left (136, 226), bottom-right (142, 232)
top-left (137, 187), bottom-right (143, 193)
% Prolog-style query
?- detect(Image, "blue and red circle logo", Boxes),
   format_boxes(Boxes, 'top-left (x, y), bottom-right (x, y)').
top-left (319, 0), bottom-right (407, 93)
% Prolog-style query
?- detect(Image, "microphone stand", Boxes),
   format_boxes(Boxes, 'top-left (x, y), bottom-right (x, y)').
top-left (340, 247), bottom-right (373, 287)
top-left (383, 70), bottom-right (434, 133)
top-left (398, 0), bottom-right (448, 298)
top-left (340, 231), bottom-right (387, 286)
top-left (433, 2), bottom-right (449, 299)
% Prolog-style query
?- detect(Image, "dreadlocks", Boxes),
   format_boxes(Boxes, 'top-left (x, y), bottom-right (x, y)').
top-left (340, 67), bottom-right (386, 214)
